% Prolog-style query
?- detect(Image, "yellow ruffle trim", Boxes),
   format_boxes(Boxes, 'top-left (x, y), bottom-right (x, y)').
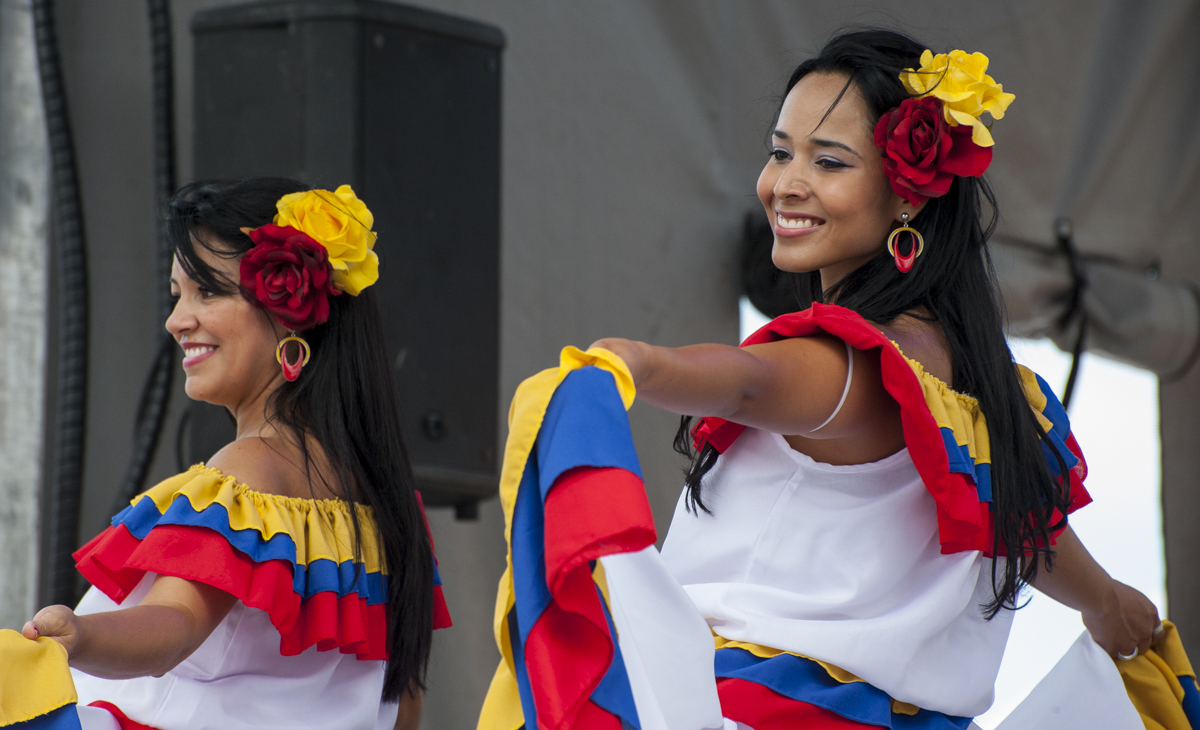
top-left (0, 630), bottom-right (77, 725)
top-left (131, 464), bottom-right (385, 574)
top-left (891, 344), bottom-right (991, 468)
top-left (892, 341), bottom-right (1058, 472)
top-left (1117, 621), bottom-right (1198, 729)
top-left (714, 634), bottom-right (862, 683)
top-left (1015, 364), bottom-right (1060, 436)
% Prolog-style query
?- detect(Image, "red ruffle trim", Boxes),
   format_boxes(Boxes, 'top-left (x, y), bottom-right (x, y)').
top-left (433, 584), bottom-right (451, 630)
top-left (543, 466), bottom-right (657, 594)
top-left (415, 491), bottom-right (453, 630)
top-left (718, 679), bottom-right (874, 729)
top-left (74, 523), bottom-right (388, 660)
top-left (692, 303), bottom-right (1091, 557)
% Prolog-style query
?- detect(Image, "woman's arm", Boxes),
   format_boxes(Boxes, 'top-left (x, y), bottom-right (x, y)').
top-left (22, 575), bottom-right (237, 679)
top-left (1030, 525), bottom-right (1161, 658)
top-left (591, 335), bottom-right (892, 437)
top-left (393, 689), bottom-right (422, 730)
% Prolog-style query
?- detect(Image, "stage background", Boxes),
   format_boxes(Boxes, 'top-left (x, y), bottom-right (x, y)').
top-left (1, 2), bottom-right (1196, 727)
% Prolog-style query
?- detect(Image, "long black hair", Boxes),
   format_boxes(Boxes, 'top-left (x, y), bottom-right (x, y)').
top-left (674, 30), bottom-right (1072, 617)
top-left (167, 178), bottom-right (433, 699)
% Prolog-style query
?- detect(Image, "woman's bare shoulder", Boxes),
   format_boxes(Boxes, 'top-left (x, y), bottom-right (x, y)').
top-left (207, 436), bottom-right (333, 499)
top-left (874, 312), bottom-right (953, 386)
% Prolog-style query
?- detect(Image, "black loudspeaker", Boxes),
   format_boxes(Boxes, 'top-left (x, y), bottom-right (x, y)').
top-left (187, 0), bottom-right (503, 516)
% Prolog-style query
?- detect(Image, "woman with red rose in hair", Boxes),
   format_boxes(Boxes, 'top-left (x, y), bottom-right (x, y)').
top-left (588, 30), bottom-right (1162, 728)
top-left (20, 179), bottom-right (450, 730)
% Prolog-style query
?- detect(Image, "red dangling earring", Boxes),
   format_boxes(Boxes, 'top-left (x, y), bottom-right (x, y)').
top-left (887, 212), bottom-right (925, 273)
top-left (275, 332), bottom-right (311, 382)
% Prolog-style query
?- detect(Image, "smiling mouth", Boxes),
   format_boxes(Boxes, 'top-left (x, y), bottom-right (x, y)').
top-left (183, 345), bottom-right (216, 359)
top-left (776, 214), bottom-right (825, 229)
top-left (181, 345), bottom-right (218, 368)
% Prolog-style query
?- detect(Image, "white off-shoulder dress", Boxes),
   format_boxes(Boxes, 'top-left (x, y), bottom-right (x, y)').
top-left (68, 465), bottom-right (451, 730)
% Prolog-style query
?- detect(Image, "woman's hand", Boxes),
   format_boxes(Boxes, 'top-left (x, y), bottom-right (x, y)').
top-left (1081, 578), bottom-right (1162, 659)
top-left (1031, 526), bottom-right (1163, 660)
top-left (22, 605), bottom-right (83, 656)
top-left (589, 338), bottom-right (651, 384)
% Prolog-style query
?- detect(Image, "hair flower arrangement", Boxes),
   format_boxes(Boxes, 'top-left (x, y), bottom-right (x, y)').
top-left (875, 49), bottom-right (1014, 206)
top-left (239, 184), bottom-right (379, 331)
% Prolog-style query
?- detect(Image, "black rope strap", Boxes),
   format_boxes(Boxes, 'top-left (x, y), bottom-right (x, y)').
top-left (1055, 217), bottom-right (1088, 410)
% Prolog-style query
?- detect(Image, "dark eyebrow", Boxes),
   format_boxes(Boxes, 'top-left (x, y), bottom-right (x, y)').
top-left (811, 137), bottom-right (861, 159)
top-left (772, 129), bottom-right (862, 160)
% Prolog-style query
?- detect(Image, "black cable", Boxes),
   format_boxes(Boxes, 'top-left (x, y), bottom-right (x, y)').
top-left (148, 0), bottom-right (176, 321)
top-left (111, 0), bottom-right (178, 516)
top-left (1055, 217), bottom-right (1088, 410)
top-left (33, 0), bottom-right (90, 606)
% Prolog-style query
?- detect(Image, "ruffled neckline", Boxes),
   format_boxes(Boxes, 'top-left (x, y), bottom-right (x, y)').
top-left (690, 303), bottom-right (1091, 556)
top-left (72, 463), bottom-right (453, 661)
top-left (885, 340), bottom-right (979, 408)
top-left (188, 463), bottom-right (376, 515)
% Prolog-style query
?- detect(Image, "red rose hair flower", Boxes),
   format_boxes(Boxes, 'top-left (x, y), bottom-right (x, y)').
top-left (239, 224), bottom-right (339, 331)
top-left (873, 96), bottom-right (992, 206)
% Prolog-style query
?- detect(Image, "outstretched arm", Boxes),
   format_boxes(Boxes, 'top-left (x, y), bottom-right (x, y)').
top-left (22, 575), bottom-right (237, 679)
top-left (1031, 525), bottom-right (1161, 658)
top-left (590, 335), bottom-right (895, 439)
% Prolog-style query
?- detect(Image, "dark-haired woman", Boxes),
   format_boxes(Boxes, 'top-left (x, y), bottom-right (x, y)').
top-left (21, 180), bottom-right (450, 730)
top-left (593, 32), bottom-right (1160, 728)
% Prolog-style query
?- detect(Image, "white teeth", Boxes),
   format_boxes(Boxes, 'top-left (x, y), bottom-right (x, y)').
top-left (777, 214), bottom-right (818, 229)
top-left (184, 346), bottom-right (214, 359)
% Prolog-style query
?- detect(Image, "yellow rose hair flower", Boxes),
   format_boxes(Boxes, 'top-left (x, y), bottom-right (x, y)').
top-left (900, 49), bottom-right (1015, 147)
top-left (273, 185), bottom-right (379, 295)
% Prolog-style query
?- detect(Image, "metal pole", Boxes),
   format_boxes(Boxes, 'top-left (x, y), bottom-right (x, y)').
top-left (0, 0), bottom-right (51, 628)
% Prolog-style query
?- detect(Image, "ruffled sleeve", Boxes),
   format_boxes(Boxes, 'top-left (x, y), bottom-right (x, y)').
top-left (692, 303), bottom-right (1091, 556)
top-left (73, 465), bottom-right (451, 662)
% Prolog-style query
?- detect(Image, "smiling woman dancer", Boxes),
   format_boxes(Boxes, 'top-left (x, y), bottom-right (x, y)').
top-left (593, 30), bottom-right (1161, 729)
top-left (21, 179), bottom-right (450, 730)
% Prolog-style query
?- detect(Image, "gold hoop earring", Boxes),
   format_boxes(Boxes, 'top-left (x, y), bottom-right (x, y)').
top-left (276, 333), bottom-right (311, 382)
top-left (887, 212), bottom-right (924, 273)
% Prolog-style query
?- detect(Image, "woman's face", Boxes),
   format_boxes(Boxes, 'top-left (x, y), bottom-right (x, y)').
top-left (166, 242), bottom-right (286, 412)
top-left (757, 72), bottom-right (921, 288)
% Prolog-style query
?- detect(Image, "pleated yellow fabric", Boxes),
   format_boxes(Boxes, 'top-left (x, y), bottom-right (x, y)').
top-left (898, 352), bottom-right (1061, 474)
top-left (0, 630), bottom-right (77, 726)
top-left (134, 465), bottom-right (385, 573)
top-left (1015, 362), bottom-right (1062, 436)
top-left (896, 347), bottom-right (989, 466)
